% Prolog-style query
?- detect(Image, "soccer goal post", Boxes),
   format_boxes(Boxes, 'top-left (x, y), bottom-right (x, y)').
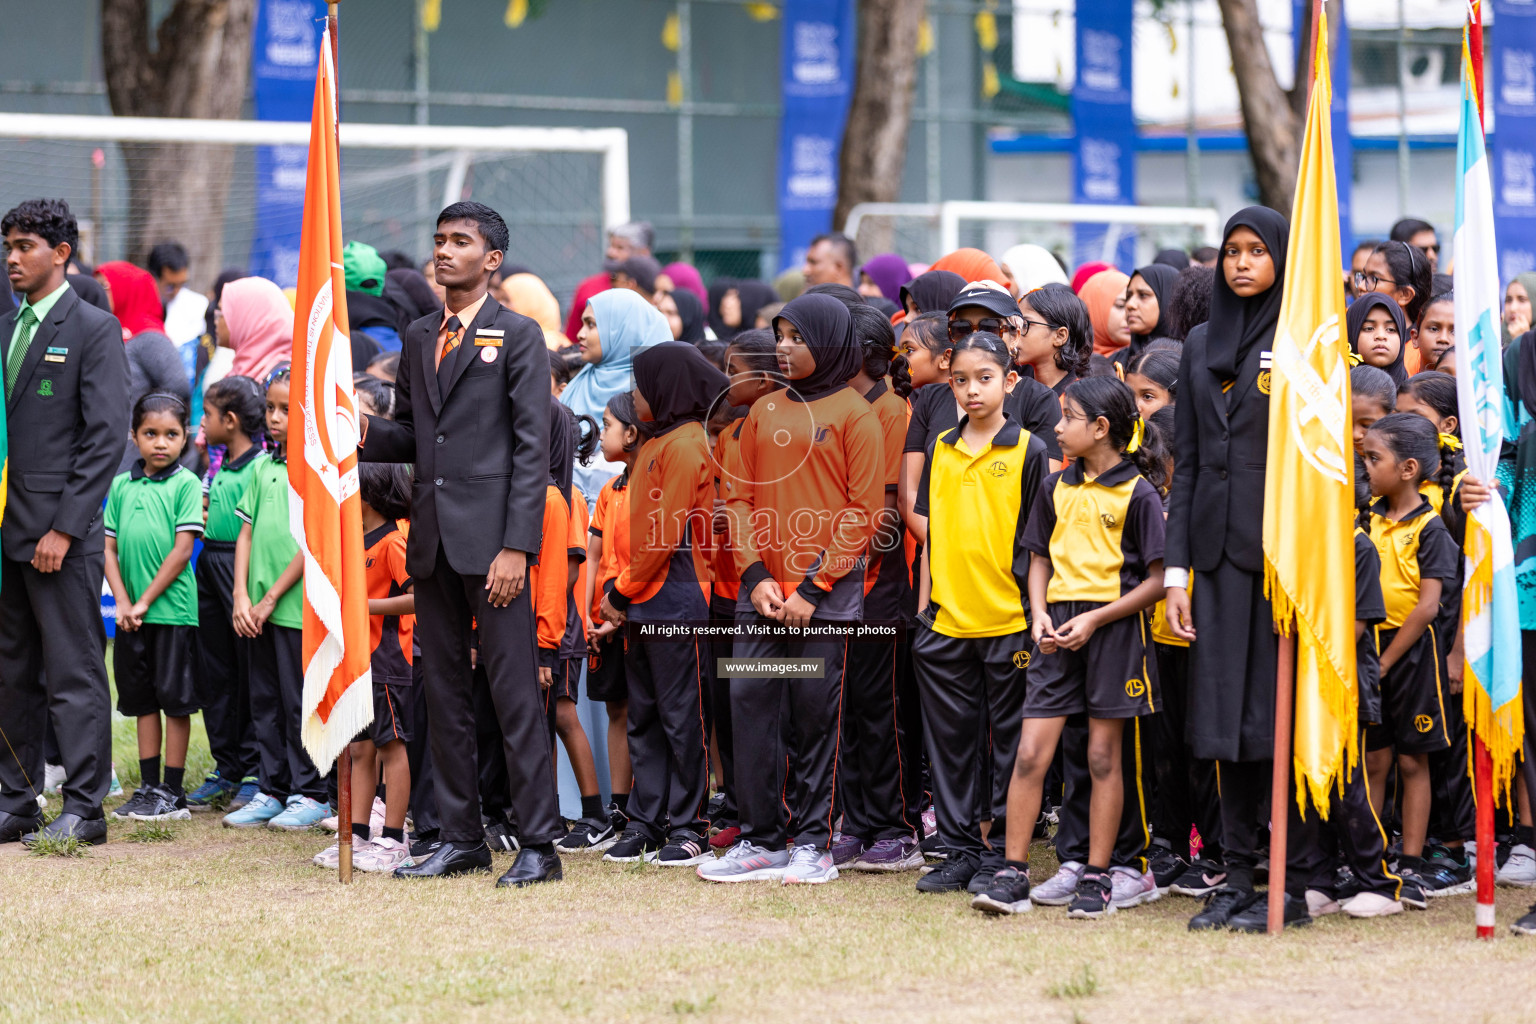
top-left (843, 200), bottom-right (1222, 270)
top-left (0, 112), bottom-right (629, 299)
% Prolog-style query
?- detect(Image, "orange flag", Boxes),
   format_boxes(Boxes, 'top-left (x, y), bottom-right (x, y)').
top-left (290, 26), bottom-right (372, 769)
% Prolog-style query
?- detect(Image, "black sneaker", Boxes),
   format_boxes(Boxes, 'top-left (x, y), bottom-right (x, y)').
top-left (1421, 844), bottom-right (1475, 895)
top-left (1512, 904), bottom-right (1536, 936)
top-left (556, 816), bottom-right (615, 853)
top-left (1169, 857), bottom-right (1228, 897)
top-left (971, 865), bottom-right (1032, 915)
top-left (967, 867), bottom-right (998, 894)
top-left (919, 832), bottom-right (949, 861)
top-left (1228, 890), bottom-right (1313, 932)
top-left (1334, 864), bottom-right (1364, 901)
top-left (915, 855), bottom-right (976, 893)
top-left (656, 832), bottom-right (711, 867)
top-left (1067, 869), bottom-right (1115, 919)
top-left (484, 819), bottom-right (520, 853)
top-left (409, 836), bottom-right (442, 861)
top-left (600, 802), bottom-right (629, 851)
top-left (128, 784), bottom-right (190, 821)
top-left (111, 787), bottom-right (161, 820)
top-left (1395, 857), bottom-right (1441, 907)
top-left (602, 828), bottom-right (660, 863)
top-left (1188, 887), bottom-right (1256, 931)
top-left (1147, 844), bottom-right (1189, 892)
top-left (706, 792), bottom-right (726, 819)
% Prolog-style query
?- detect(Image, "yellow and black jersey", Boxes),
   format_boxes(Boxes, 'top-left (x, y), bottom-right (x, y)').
top-left (1355, 525), bottom-right (1386, 726)
top-left (1367, 497), bottom-right (1458, 631)
top-left (914, 414), bottom-right (1050, 638)
top-left (1022, 459), bottom-right (1167, 604)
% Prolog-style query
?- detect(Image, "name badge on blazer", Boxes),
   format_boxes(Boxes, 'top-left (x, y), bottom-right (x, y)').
top-left (474, 329), bottom-right (504, 347)
top-left (43, 346), bottom-right (67, 363)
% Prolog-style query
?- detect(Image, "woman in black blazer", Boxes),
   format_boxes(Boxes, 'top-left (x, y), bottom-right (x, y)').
top-left (1163, 207), bottom-right (1326, 931)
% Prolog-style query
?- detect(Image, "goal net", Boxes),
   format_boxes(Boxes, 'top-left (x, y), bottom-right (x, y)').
top-left (0, 113), bottom-right (629, 303)
top-left (844, 200), bottom-right (1222, 272)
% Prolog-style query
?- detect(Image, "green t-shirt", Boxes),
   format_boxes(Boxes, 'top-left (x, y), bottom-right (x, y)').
top-left (103, 463), bottom-right (203, 626)
top-left (235, 453), bottom-right (303, 630)
top-left (206, 446), bottom-right (266, 543)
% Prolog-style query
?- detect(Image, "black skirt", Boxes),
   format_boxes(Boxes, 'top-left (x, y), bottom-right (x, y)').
top-left (1186, 556), bottom-right (1278, 763)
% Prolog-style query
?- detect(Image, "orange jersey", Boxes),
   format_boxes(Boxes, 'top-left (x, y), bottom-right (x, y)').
top-left (363, 521), bottom-right (413, 684)
top-left (564, 489), bottom-right (590, 655)
top-left (532, 484), bottom-right (571, 656)
top-left (589, 474), bottom-right (632, 623)
top-left (724, 386), bottom-right (883, 605)
top-left (712, 416), bottom-right (748, 604)
top-left (614, 422), bottom-right (714, 614)
top-left (863, 381), bottom-right (909, 598)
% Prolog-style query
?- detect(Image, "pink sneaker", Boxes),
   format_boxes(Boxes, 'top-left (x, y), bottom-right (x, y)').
top-left (354, 836), bottom-right (410, 873)
top-left (312, 836), bottom-right (368, 869)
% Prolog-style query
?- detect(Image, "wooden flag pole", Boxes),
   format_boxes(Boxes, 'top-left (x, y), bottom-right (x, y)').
top-left (327, 0), bottom-right (352, 887)
top-left (1267, 632), bottom-right (1297, 934)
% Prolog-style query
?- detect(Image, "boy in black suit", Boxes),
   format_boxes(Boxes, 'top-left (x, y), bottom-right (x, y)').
top-left (0, 199), bottom-right (130, 845)
top-left (358, 202), bottom-right (562, 887)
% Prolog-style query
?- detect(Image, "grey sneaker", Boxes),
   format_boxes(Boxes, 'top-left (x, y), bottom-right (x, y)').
top-left (111, 787), bottom-right (161, 821)
top-left (782, 843), bottom-right (839, 885)
top-left (1030, 860), bottom-right (1084, 906)
top-left (128, 784), bottom-right (190, 822)
top-left (850, 835), bottom-right (924, 872)
top-left (696, 840), bottom-right (792, 882)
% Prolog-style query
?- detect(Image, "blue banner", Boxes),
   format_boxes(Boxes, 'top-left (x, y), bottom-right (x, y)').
top-left (777, 0), bottom-right (857, 272)
top-left (1294, 1), bottom-right (1353, 259)
top-left (249, 0), bottom-right (327, 287)
top-left (1493, 0), bottom-right (1536, 282)
top-left (1072, 0), bottom-right (1137, 270)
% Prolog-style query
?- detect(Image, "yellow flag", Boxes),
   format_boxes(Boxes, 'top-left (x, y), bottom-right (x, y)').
top-left (1262, 7), bottom-right (1357, 818)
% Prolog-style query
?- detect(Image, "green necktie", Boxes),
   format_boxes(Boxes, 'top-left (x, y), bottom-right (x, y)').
top-left (6, 305), bottom-right (38, 401)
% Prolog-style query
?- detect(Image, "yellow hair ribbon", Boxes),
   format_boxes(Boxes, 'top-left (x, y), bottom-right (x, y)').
top-left (1345, 349), bottom-right (1362, 367)
top-left (1439, 432), bottom-right (1463, 452)
top-left (1126, 417), bottom-right (1145, 454)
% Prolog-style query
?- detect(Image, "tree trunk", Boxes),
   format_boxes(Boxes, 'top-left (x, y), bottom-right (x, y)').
top-left (1216, 0), bottom-right (1298, 214)
top-left (101, 0), bottom-right (256, 287)
top-left (833, 0), bottom-right (926, 246)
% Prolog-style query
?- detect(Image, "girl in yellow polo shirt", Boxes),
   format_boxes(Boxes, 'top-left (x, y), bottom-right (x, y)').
top-left (972, 376), bottom-right (1167, 920)
top-left (1360, 413), bottom-right (1460, 906)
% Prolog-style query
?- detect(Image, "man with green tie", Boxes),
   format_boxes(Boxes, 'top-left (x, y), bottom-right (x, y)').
top-left (0, 199), bottom-right (129, 846)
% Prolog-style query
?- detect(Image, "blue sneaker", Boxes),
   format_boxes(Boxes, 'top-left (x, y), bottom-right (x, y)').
top-left (223, 791), bottom-right (283, 828)
top-left (267, 796), bottom-right (331, 831)
top-left (228, 778), bottom-right (260, 811)
top-left (187, 773), bottom-right (237, 812)
top-left (107, 765), bottom-right (123, 798)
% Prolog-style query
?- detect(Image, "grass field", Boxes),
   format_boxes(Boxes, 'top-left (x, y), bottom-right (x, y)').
top-left (5, 707), bottom-right (1536, 1023)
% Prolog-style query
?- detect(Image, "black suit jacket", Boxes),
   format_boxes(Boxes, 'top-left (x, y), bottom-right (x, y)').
top-left (360, 296), bottom-right (549, 579)
top-left (1165, 323), bottom-right (1271, 574)
top-left (0, 286), bottom-right (130, 561)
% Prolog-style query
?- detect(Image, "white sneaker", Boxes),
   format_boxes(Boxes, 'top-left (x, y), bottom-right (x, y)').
top-left (1305, 889), bottom-right (1341, 916)
top-left (781, 843), bottom-right (839, 884)
top-left (1109, 865), bottom-right (1160, 908)
top-left (354, 836), bottom-right (410, 873)
top-left (43, 762), bottom-right (66, 795)
top-left (1498, 844), bottom-right (1536, 887)
top-left (696, 840), bottom-right (792, 882)
top-left (1030, 860), bottom-right (1084, 906)
top-left (319, 814), bottom-right (340, 833)
top-left (312, 836), bottom-right (369, 869)
top-left (1341, 891), bottom-right (1404, 918)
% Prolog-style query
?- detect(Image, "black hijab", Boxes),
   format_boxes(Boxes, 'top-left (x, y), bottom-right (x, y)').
top-left (672, 287), bottom-right (707, 343)
top-left (65, 273), bottom-right (111, 313)
top-left (633, 341), bottom-right (730, 435)
top-left (548, 395), bottom-right (576, 499)
top-left (707, 279), bottom-right (778, 341)
top-left (1346, 292), bottom-right (1409, 386)
top-left (1518, 329), bottom-right (1536, 424)
top-left (1129, 264), bottom-right (1180, 346)
top-left (1154, 248), bottom-right (1190, 270)
top-left (1205, 206), bottom-right (1290, 380)
top-left (204, 267), bottom-right (247, 339)
top-left (900, 270), bottom-right (966, 315)
top-left (775, 293), bottom-right (861, 402)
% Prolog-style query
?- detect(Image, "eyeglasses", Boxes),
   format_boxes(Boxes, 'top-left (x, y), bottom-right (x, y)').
top-left (948, 317), bottom-right (1011, 340)
top-left (1353, 271), bottom-right (1399, 291)
top-left (1420, 243), bottom-right (1441, 255)
top-left (1018, 317), bottom-right (1056, 335)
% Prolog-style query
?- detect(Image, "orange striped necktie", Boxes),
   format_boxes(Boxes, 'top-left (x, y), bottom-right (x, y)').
top-left (438, 315), bottom-right (463, 367)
